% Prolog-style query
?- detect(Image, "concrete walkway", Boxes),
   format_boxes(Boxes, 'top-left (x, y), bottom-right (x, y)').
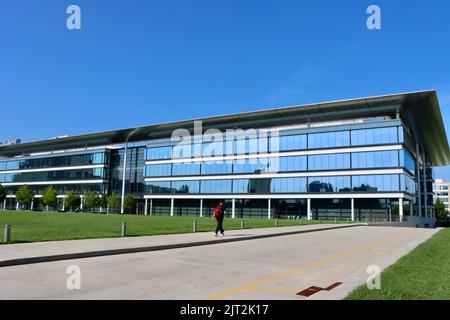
top-left (0, 226), bottom-right (439, 300)
top-left (0, 223), bottom-right (362, 267)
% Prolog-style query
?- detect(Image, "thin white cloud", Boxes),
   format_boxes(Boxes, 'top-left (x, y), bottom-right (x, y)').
top-left (264, 65), bottom-right (325, 106)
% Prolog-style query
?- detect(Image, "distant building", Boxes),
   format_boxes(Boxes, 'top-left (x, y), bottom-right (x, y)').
top-left (5, 138), bottom-right (21, 145)
top-left (433, 179), bottom-right (450, 211)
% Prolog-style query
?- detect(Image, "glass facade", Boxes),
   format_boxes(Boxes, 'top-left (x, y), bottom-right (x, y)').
top-left (110, 147), bottom-right (145, 196)
top-left (352, 174), bottom-right (400, 192)
top-left (308, 131), bottom-right (350, 149)
top-left (400, 150), bottom-right (415, 174)
top-left (200, 180), bottom-right (232, 194)
top-left (143, 125), bottom-right (405, 162)
top-left (0, 168), bottom-right (107, 183)
top-left (308, 153), bottom-right (350, 171)
top-left (351, 127), bottom-right (398, 146)
top-left (144, 150), bottom-right (410, 178)
top-left (0, 117), bottom-right (423, 220)
top-left (272, 134), bottom-right (307, 151)
top-left (308, 176), bottom-right (351, 192)
top-left (2, 183), bottom-right (107, 195)
top-left (144, 174), bottom-right (414, 195)
top-left (172, 162), bottom-right (201, 176)
top-left (0, 152), bottom-right (108, 171)
top-left (351, 150), bottom-right (398, 169)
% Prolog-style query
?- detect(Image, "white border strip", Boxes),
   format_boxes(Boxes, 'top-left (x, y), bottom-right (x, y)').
top-left (145, 145), bottom-right (402, 165)
top-left (144, 193), bottom-right (411, 200)
top-left (144, 169), bottom-right (404, 182)
top-left (0, 164), bottom-right (106, 175)
top-left (1, 180), bottom-right (106, 186)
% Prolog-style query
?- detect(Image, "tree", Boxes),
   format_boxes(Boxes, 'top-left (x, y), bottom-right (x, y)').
top-left (66, 191), bottom-right (81, 211)
top-left (98, 195), bottom-right (107, 212)
top-left (106, 192), bottom-right (120, 213)
top-left (83, 191), bottom-right (100, 212)
top-left (16, 185), bottom-right (34, 209)
top-left (123, 194), bottom-right (136, 214)
top-left (41, 186), bottom-right (58, 210)
top-left (0, 185), bottom-right (6, 208)
top-left (435, 198), bottom-right (449, 221)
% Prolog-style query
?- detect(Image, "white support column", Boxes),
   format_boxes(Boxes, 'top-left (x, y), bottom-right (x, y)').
top-left (150, 199), bottom-right (153, 216)
top-left (199, 199), bottom-right (203, 217)
top-left (16, 201), bottom-right (19, 210)
top-left (307, 198), bottom-right (312, 220)
top-left (399, 198), bottom-right (403, 222)
top-left (268, 198), bottom-right (271, 220)
top-left (170, 198), bottom-right (174, 217)
top-left (232, 199), bottom-right (235, 219)
top-left (80, 196), bottom-right (84, 210)
top-left (31, 199), bottom-right (34, 211)
top-left (62, 198), bottom-right (65, 211)
top-left (3, 199), bottom-right (6, 210)
top-left (144, 198), bottom-right (148, 216)
top-left (351, 198), bottom-right (355, 221)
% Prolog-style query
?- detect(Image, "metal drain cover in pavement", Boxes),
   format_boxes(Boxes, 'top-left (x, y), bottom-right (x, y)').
top-left (297, 282), bottom-right (342, 297)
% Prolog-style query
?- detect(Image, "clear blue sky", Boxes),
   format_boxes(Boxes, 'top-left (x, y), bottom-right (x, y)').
top-left (1, 0), bottom-right (450, 178)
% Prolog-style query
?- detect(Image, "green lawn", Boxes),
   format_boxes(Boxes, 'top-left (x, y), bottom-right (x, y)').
top-left (345, 228), bottom-right (450, 300)
top-left (0, 210), bottom-right (352, 244)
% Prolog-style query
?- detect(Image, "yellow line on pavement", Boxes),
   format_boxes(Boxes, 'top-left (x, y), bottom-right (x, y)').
top-left (207, 229), bottom-right (420, 300)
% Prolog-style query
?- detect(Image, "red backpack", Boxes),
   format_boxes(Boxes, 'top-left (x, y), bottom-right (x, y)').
top-left (214, 206), bottom-right (223, 218)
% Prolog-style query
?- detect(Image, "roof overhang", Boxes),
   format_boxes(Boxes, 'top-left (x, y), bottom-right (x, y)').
top-left (1, 90), bottom-right (449, 166)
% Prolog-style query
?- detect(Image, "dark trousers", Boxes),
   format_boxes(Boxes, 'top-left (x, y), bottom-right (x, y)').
top-left (215, 217), bottom-right (224, 234)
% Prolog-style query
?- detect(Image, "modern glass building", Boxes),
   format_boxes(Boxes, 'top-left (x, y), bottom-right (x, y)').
top-left (1, 90), bottom-right (449, 226)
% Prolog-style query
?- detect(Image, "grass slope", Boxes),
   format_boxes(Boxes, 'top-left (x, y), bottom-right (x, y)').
top-left (0, 210), bottom-right (350, 244)
top-left (346, 228), bottom-right (450, 300)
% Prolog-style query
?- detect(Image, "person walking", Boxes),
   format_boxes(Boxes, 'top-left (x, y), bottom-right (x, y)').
top-left (212, 200), bottom-right (226, 236)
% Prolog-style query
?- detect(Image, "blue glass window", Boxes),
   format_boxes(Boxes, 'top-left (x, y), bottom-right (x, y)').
top-left (270, 134), bottom-right (307, 152)
top-left (145, 164), bottom-right (171, 177)
top-left (146, 146), bottom-right (172, 160)
top-left (276, 156), bottom-right (307, 172)
top-left (352, 174), bottom-right (400, 192)
top-left (200, 180), bottom-right (232, 193)
top-left (308, 131), bottom-right (350, 149)
top-left (172, 162), bottom-right (201, 176)
top-left (202, 140), bottom-right (225, 158)
top-left (400, 174), bottom-right (416, 194)
top-left (270, 178), bottom-right (307, 193)
top-left (398, 126), bottom-right (404, 143)
top-left (145, 181), bottom-right (172, 194)
top-left (171, 180), bottom-right (200, 194)
top-left (201, 161), bottom-right (233, 175)
top-left (351, 127), bottom-right (398, 146)
top-left (399, 150), bottom-right (415, 174)
top-left (234, 158), bottom-right (269, 174)
top-left (233, 179), bottom-right (271, 193)
top-left (307, 176), bottom-right (351, 192)
top-left (235, 138), bottom-right (267, 155)
top-left (308, 153), bottom-right (350, 171)
top-left (351, 151), bottom-right (398, 169)
top-left (92, 153), bottom-right (105, 164)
